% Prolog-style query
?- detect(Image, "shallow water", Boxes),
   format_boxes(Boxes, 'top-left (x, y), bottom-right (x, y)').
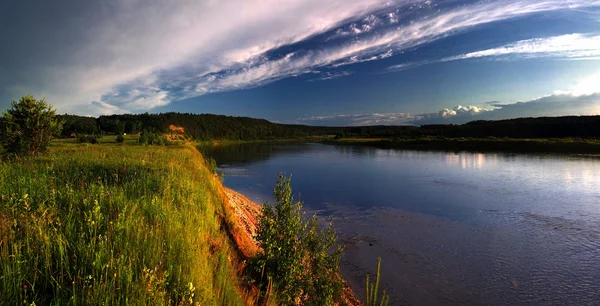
top-left (203, 143), bottom-right (600, 305)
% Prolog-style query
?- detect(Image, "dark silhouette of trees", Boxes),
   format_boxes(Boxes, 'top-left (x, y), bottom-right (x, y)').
top-left (57, 113), bottom-right (600, 141)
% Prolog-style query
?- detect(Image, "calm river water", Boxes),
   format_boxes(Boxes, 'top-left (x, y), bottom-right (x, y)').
top-left (203, 143), bottom-right (600, 305)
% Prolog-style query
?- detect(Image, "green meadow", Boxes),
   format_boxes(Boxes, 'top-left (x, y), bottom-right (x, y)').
top-left (0, 136), bottom-right (246, 305)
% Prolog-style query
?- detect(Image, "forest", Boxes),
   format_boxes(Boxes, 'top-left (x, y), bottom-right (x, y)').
top-left (58, 113), bottom-right (600, 140)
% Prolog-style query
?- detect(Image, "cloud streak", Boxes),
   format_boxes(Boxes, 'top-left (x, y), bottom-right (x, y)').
top-left (183, 1), bottom-right (600, 102)
top-left (297, 113), bottom-right (415, 126)
top-left (2, 0), bottom-right (599, 115)
top-left (388, 33), bottom-right (600, 71)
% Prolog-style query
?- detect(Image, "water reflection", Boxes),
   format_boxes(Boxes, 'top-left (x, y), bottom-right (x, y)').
top-left (443, 152), bottom-right (487, 169)
top-left (203, 142), bottom-right (600, 305)
top-left (199, 142), bottom-right (315, 165)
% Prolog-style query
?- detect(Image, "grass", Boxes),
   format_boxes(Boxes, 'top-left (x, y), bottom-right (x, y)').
top-left (0, 139), bottom-right (246, 305)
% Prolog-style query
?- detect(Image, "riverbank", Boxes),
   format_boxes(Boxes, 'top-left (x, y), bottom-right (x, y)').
top-left (0, 142), bottom-right (248, 304)
top-left (323, 137), bottom-right (600, 154)
top-left (0, 139), bottom-right (363, 305)
top-left (220, 187), bottom-right (362, 306)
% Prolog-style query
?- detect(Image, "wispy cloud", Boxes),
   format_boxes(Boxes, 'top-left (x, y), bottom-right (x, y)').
top-left (307, 71), bottom-right (354, 82)
top-left (388, 33), bottom-right (600, 71)
top-left (446, 34), bottom-right (600, 60)
top-left (297, 112), bottom-right (415, 126)
top-left (3, 0), bottom-right (600, 115)
top-left (172, 1), bottom-right (600, 102)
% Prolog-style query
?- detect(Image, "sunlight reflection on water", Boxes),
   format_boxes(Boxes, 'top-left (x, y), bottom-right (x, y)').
top-left (205, 143), bottom-right (600, 305)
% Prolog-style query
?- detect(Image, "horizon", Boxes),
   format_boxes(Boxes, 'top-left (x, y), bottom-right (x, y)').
top-left (1, 0), bottom-right (600, 126)
top-left (57, 111), bottom-right (600, 128)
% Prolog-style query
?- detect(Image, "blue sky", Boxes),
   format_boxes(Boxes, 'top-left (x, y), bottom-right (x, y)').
top-left (1, 0), bottom-right (599, 125)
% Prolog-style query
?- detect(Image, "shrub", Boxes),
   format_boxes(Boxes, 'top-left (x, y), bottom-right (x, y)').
top-left (300, 215), bottom-right (344, 306)
top-left (139, 130), bottom-right (169, 145)
top-left (254, 174), bottom-right (305, 304)
top-left (116, 134), bottom-right (125, 143)
top-left (0, 95), bottom-right (63, 156)
top-left (254, 174), bottom-right (344, 305)
top-left (77, 135), bottom-right (99, 144)
top-left (206, 157), bottom-right (218, 174)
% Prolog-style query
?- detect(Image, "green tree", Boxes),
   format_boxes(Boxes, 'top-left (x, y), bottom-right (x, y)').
top-left (254, 174), bottom-right (345, 305)
top-left (300, 216), bottom-right (344, 306)
top-left (0, 95), bottom-right (63, 156)
top-left (255, 174), bottom-right (306, 304)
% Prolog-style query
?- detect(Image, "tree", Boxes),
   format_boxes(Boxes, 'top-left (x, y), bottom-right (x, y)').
top-left (254, 174), bottom-right (306, 304)
top-left (0, 95), bottom-right (63, 156)
top-left (254, 174), bottom-right (345, 305)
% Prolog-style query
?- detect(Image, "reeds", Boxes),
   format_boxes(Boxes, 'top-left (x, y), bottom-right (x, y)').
top-left (365, 257), bottom-right (389, 306)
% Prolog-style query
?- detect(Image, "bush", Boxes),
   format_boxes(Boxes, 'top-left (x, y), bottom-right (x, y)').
top-left (0, 95), bottom-right (63, 156)
top-left (206, 157), bottom-right (218, 174)
top-left (77, 135), bottom-right (99, 144)
top-left (254, 174), bottom-right (344, 305)
top-left (116, 134), bottom-right (125, 143)
top-left (139, 130), bottom-right (169, 145)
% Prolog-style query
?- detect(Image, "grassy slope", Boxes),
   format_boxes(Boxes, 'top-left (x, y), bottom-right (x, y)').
top-left (0, 137), bottom-right (246, 305)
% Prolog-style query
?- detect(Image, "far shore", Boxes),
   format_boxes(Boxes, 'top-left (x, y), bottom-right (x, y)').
top-left (200, 136), bottom-right (600, 155)
top-left (322, 137), bottom-right (600, 154)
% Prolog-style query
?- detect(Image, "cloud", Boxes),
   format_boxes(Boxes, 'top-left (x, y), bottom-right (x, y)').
top-left (388, 33), bottom-right (600, 71)
top-left (293, 91), bottom-right (600, 126)
top-left (409, 92), bottom-right (600, 125)
top-left (297, 113), bottom-right (415, 126)
top-left (3, 0), bottom-right (600, 115)
top-left (307, 71), bottom-right (354, 82)
top-left (6, 0), bottom-right (404, 114)
top-left (177, 1), bottom-right (600, 102)
top-left (445, 33), bottom-right (600, 61)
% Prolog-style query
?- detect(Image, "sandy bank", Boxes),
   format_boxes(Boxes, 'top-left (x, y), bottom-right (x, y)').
top-left (221, 187), bottom-right (362, 306)
top-left (222, 187), bottom-right (261, 259)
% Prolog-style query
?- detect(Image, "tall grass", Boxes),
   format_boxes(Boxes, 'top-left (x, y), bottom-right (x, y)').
top-left (365, 258), bottom-right (389, 306)
top-left (0, 140), bottom-right (244, 305)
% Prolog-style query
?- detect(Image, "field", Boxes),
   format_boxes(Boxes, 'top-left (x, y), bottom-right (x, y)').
top-left (0, 136), bottom-right (246, 305)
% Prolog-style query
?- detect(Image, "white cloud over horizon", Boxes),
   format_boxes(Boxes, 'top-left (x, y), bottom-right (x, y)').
top-left (3, 0), bottom-right (598, 116)
top-left (294, 91), bottom-right (600, 126)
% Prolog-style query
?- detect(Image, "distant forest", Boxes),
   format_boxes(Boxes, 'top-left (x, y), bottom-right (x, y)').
top-left (58, 113), bottom-right (600, 140)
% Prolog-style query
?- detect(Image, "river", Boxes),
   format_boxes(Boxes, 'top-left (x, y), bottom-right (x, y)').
top-left (202, 142), bottom-right (600, 305)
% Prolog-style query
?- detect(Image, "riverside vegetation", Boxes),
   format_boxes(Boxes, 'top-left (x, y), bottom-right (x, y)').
top-left (0, 96), bottom-right (390, 305)
top-left (58, 112), bottom-right (600, 154)
top-left (0, 140), bottom-right (246, 304)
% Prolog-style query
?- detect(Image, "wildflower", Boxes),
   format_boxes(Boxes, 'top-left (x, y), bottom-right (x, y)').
top-left (23, 284), bottom-right (28, 289)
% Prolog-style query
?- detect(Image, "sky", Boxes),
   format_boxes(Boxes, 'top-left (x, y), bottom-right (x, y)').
top-left (1, 0), bottom-right (600, 126)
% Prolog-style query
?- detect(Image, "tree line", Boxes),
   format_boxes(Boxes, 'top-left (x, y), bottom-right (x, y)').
top-left (58, 113), bottom-right (600, 140)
